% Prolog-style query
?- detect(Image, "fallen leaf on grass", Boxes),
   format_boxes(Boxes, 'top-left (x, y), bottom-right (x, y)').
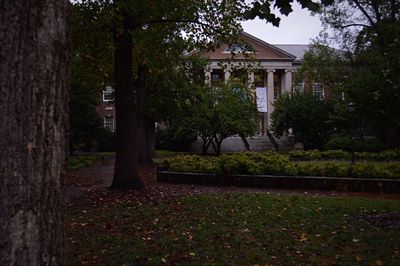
top-left (299, 232), bottom-right (308, 242)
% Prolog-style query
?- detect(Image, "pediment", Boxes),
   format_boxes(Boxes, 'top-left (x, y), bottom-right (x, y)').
top-left (199, 32), bottom-right (296, 61)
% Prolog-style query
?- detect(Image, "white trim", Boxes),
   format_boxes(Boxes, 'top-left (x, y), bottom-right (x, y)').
top-left (313, 82), bottom-right (324, 99)
top-left (103, 85), bottom-right (114, 102)
top-left (104, 116), bottom-right (114, 132)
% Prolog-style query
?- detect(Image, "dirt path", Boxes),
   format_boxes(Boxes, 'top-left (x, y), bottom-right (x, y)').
top-left (65, 156), bottom-right (400, 205)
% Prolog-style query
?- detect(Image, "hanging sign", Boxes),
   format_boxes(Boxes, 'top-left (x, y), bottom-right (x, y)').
top-left (256, 87), bottom-right (268, 112)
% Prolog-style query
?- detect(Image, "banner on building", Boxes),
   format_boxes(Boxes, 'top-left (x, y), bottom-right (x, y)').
top-left (256, 87), bottom-right (268, 112)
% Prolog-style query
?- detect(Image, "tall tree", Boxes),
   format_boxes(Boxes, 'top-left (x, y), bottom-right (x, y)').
top-left (316, 0), bottom-right (400, 147)
top-left (75, 0), bottom-right (330, 189)
top-left (0, 0), bottom-right (69, 264)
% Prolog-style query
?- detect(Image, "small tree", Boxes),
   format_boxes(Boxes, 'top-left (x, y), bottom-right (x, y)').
top-left (271, 92), bottom-right (333, 149)
top-left (173, 84), bottom-right (258, 155)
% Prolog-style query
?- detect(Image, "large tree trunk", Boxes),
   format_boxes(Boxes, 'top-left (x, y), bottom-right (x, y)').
top-left (0, 0), bottom-right (69, 264)
top-left (110, 10), bottom-right (144, 189)
top-left (136, 65), bottom-right (155, 165)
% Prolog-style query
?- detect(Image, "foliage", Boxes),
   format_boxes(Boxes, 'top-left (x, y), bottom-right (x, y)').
top-left (69, 81), bottom-right (104, 151)
top-left (68, 153), bottom-right (114, 170)
top-left (155, 128), bottom-right (197, 152)
top-left (70, 5), bottom-right (115, 152)
top-left (313, 0), bottom-right (400, 147)
top-left (163, 152), bottom-right (400, 179)
top-left (295, 44), bottom-right (349, 87)
top-left (290, 149), bottom-right (400, 161)
top-left (171, 83), bottom-right (258, 155)
top-left (324, 135), bottom-right (385, 152)
top-left (271, 92), bottom-right (333, 149)
top-left (68, 192), bottom-right (400, 265)
top-left (95, 128), bottom-right (116, 152)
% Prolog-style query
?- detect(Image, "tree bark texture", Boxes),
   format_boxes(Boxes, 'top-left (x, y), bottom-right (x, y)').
top-left (110, 14), bottom-right (144, 189)
top-left (0, 0), bottom-right (69, 264)
top-left (136, 66), bottom-right (155, 165)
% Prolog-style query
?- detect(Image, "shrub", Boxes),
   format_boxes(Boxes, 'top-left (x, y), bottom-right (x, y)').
top-left (289, 150), bottom-right (322, 161)
top-left (289, 149), bottom-right (400, 161)
top-left (323, 136), bottom-right (352, 151)
top-left (95, 128), bottom-right (116, 152)
top-left (165, 155), bottom-right (217, 174)
top-left (68, 154), bottom-right (108, 170)
top-left (155, 128), bottom-right (197, 152)
top-left (271, 92), bottom-right (333, 149)
top-left (163, 152), bottom-right (400, 179)
top-left (321, 150), bottom-right (350, 160)
top-left (324, 135), bottom-right (385, 152)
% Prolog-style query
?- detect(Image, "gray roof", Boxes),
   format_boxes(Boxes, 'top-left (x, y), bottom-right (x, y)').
top-left (273, 44), bottom-right (310, 61)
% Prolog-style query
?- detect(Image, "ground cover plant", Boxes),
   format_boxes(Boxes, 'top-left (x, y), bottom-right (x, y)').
top-left (163, 152), bottom-right (400, 179)
top-left (68, 152), bottom-right (115, 170)
top-left (68, 192), bottom-right (400, 265)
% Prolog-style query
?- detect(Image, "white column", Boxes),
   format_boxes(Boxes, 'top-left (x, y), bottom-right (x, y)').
top-left (224, 68), bottom-right (230, 83)
top-left (205, 67), bottom-right (211, 85)
top-left (284, 69), bottom-right (293, 94)
top-left (267, 69), bottom-right (275, 128)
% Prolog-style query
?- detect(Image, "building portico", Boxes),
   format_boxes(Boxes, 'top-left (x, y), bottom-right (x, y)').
top-left (199, 32), bottom-right (300, 135)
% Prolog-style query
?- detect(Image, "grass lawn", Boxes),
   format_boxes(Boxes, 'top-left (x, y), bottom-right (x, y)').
top-left (68, 193), bottom-right (400, 265)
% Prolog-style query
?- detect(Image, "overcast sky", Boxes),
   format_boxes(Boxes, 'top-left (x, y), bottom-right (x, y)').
top-left (241, 2), bottom-right (322, 44)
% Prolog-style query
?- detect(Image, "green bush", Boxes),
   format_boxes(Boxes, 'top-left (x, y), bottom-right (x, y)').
top-left (163, 152), bottom-right (400, 179)
top-left (155, 128), bottom-right (197, 152)
top-left (68, 155), bottom-right (99, 170)
top-left (289, 149), bottom-right (400, 161)
top-left (289, 150), bottom-right (322, 160)
top-left (323, 136), bottom-right (352, 151)
top-left (324, 135), bottom-right (385, 152)
top-left (95, 128), bottom-right (116, 152)
top-left (356, 149), bottom-right (400, 161)
top-left (321, 150), bottom-right (350, 160)
top-left (164, 155), bottom-right (217, 174)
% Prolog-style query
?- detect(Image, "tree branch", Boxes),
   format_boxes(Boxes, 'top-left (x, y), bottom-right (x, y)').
top-left (138, 18), bottom-right (225, 36)
top-left (351, 0), bottom-right (376, 27)
top-left (340, 23), bottom-right (371, 29)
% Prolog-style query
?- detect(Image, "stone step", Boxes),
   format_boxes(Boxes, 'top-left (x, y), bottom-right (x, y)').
top-left (191, 135), bottom-right (293, 154)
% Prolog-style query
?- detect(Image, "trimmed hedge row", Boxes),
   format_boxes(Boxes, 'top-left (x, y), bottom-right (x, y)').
top-left (288, 149), bottom-right (400, 161)
top-left (163, 152), bottom-right (400, 179)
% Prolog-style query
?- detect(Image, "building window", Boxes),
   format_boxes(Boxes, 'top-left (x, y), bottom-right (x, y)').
top-left (313, 83), bottom-right (324, 99)
top-left (273, 72), bottom-right (280, 99)
top-left (103, 85), bottom-right (114, 102)
top-left (104, 116), bottom-right (114, 132)
top-left (254, 70), bottom-right (264, 87)
top-left (293, 82), bottom-right (304, 93)
top-left (211, 69), bottom-right (224, 85)
top-left (231, 69), bottom-right (247, 87)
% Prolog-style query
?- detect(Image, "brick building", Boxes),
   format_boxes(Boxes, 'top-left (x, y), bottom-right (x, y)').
top-left (97, 32), bottom-right (324, 135)
top-left (198, 31), bottom-right (327, 135)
